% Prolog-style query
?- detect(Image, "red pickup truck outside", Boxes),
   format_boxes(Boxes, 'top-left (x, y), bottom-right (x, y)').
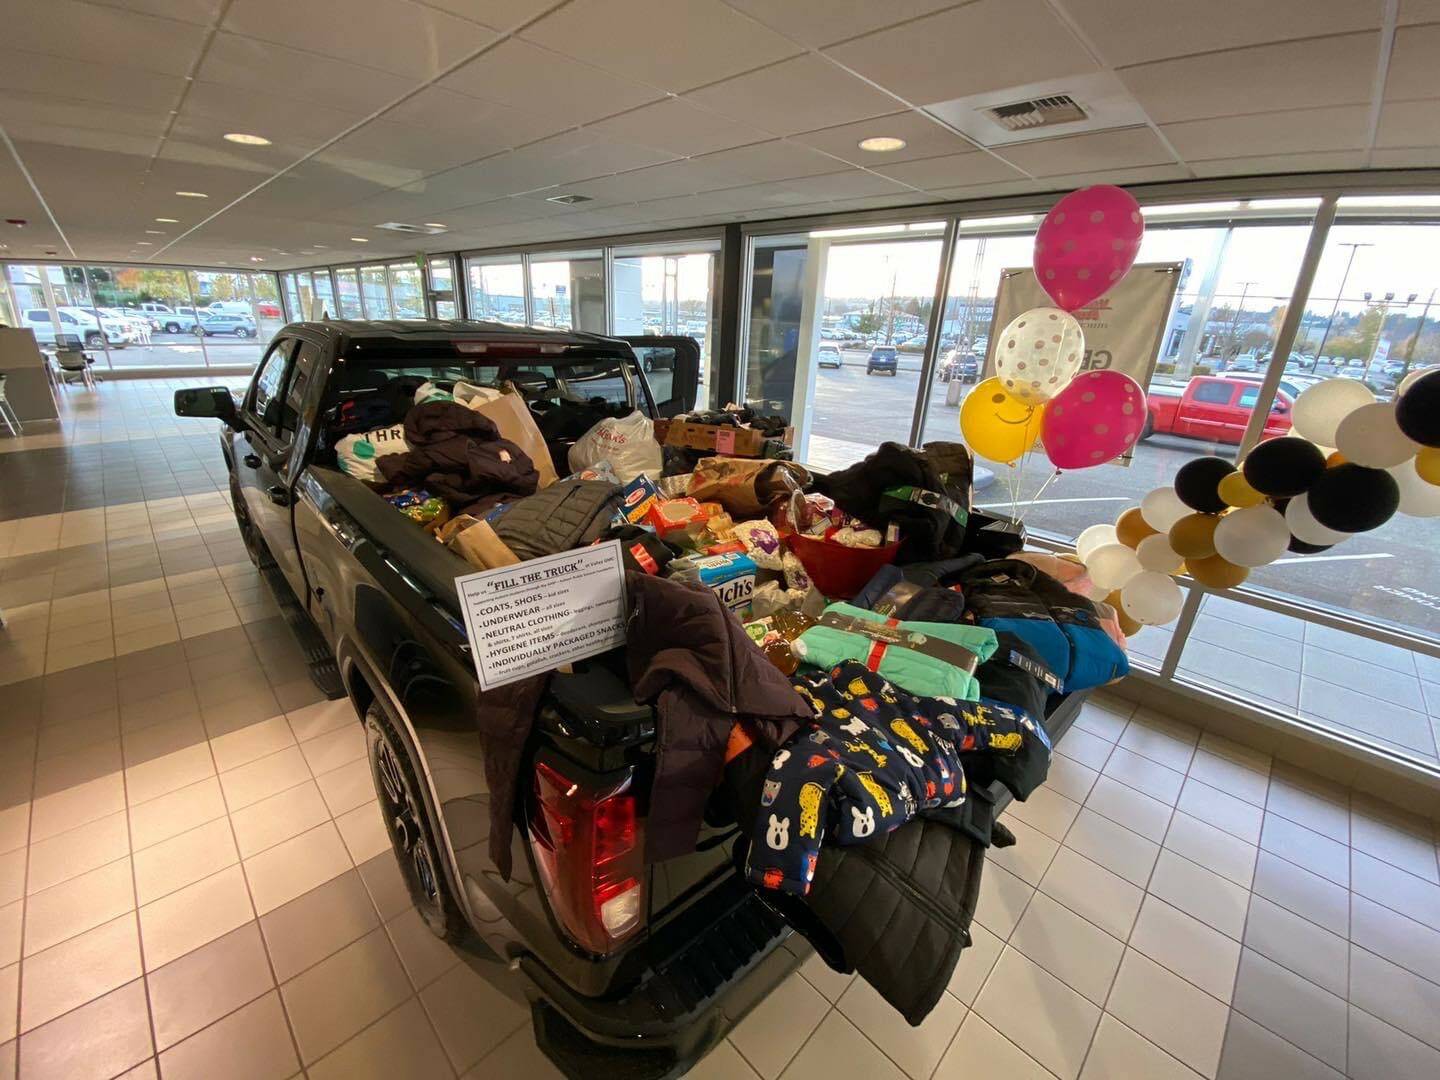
top-left (1143, 375), bottom-right (1294, 445)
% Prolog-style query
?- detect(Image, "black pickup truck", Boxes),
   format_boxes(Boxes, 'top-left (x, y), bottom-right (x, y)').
top-left (175, 319), bottom-right (1084, 1077)
top-left (174, 320), bottom-right (804, 1077)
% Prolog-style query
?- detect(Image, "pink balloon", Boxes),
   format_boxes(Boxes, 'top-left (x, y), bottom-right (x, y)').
top-left (1033, 185), bottom-right (1144, 311)
top-left (1042, 369), bottom-right (1147, 469)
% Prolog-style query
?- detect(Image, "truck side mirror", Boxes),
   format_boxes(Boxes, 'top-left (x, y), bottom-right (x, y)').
top-left (174, 386), bottom-right (239, 429)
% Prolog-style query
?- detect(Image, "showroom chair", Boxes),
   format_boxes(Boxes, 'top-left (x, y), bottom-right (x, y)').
top-left (53, 348), bottom-right (97, 390)
top-left (0, 374), bottom-right (20, 436)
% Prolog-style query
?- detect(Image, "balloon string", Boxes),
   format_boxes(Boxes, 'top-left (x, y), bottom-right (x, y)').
top-left (1017, 468), bottom-right (1062, 525)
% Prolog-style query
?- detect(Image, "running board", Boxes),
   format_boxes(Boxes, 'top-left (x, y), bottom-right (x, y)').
top-left (259, 562), bottom-right (346, 699)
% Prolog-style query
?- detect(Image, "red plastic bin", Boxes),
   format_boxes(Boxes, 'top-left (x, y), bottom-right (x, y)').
top-left (784, 531), bottom-right (900, 600)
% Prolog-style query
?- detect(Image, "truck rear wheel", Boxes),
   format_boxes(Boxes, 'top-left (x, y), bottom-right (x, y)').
top-left (366, 702), bottom-right (466, 943)
top-left (1139, 414), bottom-right (1155, 442)
top-left (229, 474), bottom-right (274, 569)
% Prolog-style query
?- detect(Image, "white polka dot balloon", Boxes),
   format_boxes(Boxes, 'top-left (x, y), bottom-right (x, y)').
top-left (994, 306), bottom-right (1085, 404)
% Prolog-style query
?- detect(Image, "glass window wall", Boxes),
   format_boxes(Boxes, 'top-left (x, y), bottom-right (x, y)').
top-left (388, 261), bottom-right (424, 318)
top-left (428, 256), bottom-right (457, 318)
top-left (612, 242), bottom-right (720, 407)
top-left (528, 251), bottom-right (605, 332)
top-left (464, 257), bottom-right (526, 324)
top-left (335, 268), bottom-right (363, 318)
top-left (360, 265), bottom-right (392, 318)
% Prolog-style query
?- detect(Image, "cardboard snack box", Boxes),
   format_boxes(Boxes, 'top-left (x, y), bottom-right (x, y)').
top-left (659, 419), bottom-right (791, 458)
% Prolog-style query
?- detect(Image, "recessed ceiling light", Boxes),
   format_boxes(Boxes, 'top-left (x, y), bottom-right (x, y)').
top-left (145, 229), bottom-right (165, 235)
top-left (546, 193), bottom-right (592, 205)
top-left (350, 237), bottom-right (369, 242)
top-left (313, 244), bottom-right (328, 249)
top-left (136, 241), bottom-right (153, 246)
top-left (858, 136), bottom-right (907, 153)
top-left (175, 191), bottom-right (208, 198)
top-left (250, 256), bottom-right (265, 262)
top-left (223, 132), bottom-right (271, 146)
top-left (424, 222), bottom-right (446, 228)
top-left (156, 217), bottom-right (179, 223)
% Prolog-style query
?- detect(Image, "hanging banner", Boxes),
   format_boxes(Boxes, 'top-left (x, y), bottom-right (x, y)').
top-left (984, 262), bottom-right (1182, 464)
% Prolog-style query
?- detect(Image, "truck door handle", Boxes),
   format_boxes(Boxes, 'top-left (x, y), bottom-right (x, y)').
top-left (243, 453), bottom-right (261, 469)
top-left (266, 485), bottom-right (290, 506)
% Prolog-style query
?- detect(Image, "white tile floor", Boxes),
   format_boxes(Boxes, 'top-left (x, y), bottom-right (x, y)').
top-left (2, 381), bottom-right (1440, 1079)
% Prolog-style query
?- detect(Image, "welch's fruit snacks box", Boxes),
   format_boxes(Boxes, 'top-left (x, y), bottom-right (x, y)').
top-left (668, 551), bottom-right (757, 616)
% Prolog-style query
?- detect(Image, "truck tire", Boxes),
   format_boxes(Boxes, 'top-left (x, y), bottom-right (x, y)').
top-left (164, 321), bottom-right (180, 334)
top-left (365, 702), bottom-right (466, 943)
top-left (85, 331), bottom-right (104, 348)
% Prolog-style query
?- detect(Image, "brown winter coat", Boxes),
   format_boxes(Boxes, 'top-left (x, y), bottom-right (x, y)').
top-left (626, 571), bottom-right (812, 861)
top-left (379, 401), bottom-right (539, 513)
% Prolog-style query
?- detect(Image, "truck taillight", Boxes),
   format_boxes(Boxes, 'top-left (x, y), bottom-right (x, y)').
top-left (529, 760), bottom-right (645, 955)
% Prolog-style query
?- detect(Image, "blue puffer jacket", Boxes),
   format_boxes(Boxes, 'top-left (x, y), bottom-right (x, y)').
top-left (957, 559), bottom-right (1128, 694)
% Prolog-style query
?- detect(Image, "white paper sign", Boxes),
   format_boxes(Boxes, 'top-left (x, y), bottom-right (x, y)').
top-left (456, 541), bottom-right (627, 691)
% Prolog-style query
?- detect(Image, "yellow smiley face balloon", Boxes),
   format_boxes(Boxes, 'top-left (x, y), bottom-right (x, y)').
top-left (960, 377), bottom-right (1045, 464)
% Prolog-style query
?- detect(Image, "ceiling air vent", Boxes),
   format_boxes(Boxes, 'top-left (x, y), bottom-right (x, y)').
top-left (546, 193), bottom-right (592, 205)
top-left (375, 222), bottom-right (448, 235)
top-left (987, 94), bottom-right (1087, 132)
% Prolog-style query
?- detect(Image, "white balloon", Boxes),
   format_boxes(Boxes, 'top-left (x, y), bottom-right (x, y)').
top-left (994, 307), bottom-right (1085, 405)
top-left (1389, 458), bottom-right (1440, 517)
top-left (1139, 486), bottom-right (1190, 532)
top-left (1285, 492), bottom-right (1352, 546)
top-left (1086, 543), bottom-right (1143, 591)
top-left (1291, 378), bottom-right (1374, 446)
top-left (1135, 532), bottom-right (1184, 574)
top-left (1334, 402), bottom-right (1419, 468)
top-left (1397, 366), bottom-right (1437, 398)
top-left (1214, 504), bottom-right (1290, 567)
top-left (1120, 571), bottom-right (1184, 625)
top-left (1075, 523), bottom-right (1118, 562)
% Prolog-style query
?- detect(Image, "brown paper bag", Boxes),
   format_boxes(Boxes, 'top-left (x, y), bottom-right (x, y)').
top-left (439, 515), bottom-right (521, 570)
top-left (471, 388), bottom-right (559, 489)
top-left (686, 457), bottom-right (809, 517)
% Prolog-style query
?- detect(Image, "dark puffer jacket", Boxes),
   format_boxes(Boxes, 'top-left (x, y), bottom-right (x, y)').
top-left (378, 401), bottom-right (539, 513)
top-left (626, 572), bottom-right (812, 862)
top-left (489, 479), bottom-right (623, 562)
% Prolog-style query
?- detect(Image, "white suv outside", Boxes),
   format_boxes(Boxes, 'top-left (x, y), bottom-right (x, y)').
top-left (21, 306), bottom-right (133, 348)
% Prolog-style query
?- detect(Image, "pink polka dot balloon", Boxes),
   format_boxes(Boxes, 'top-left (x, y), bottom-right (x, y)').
top-left (1041, 369), bottom-right (1147, 470)
top-left (1033, 185), bottom-right (1144, 312)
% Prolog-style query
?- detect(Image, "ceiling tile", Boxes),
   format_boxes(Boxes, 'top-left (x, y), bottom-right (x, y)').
top-left (924, 178), bottom-right (1043, 201)
top-left (723, 0), bottom-right (958, 48)
top-left (824, 0), bottom-right (1099, 108)
top-left (684, 54), bottom-right (899, 138)
top-left (523, 0), bottom-right (801, 93)
top-left (1118, 33), bottom-right (1377, 124)
top-left (83, 1), bottom-right (226, 25)
top-left (790, 110), bottom-right (977, 166)
top-left (560, 159), bottom-right (721, 203)
top-left (0, 51), bottom-right (185, 113)
top-left (222, 0), bottom-right (497, 79)
top-left (996, 126), bottom-right (1174, 177)
top-left (381, 88), bottom-right (563, 147)
top-left (1376, 98), bottom-right (1440, 148)
top-left (422, 0), bottom-right (555, 29)
top-left (1386, 24), bottom-right (1440, 101)
top-left (582, 99), bottom-right (772, 158)
top-left (1187, 149), bottom-right (1367, 177)
top-left (1163, 106), bottom-right (1371, 160)
top-left (315, 109), bottom-right (552, 183)
top-left (688, 140), bottom-right (851, 187)
top-left (1063, 0), bottom-right (1381, 67)
top-left (823, 192), bottom-right (939, 215)
top-left (0, 92), bottom-right (168, 140)
top-left (869, 150), bottom-right (1027, 192)
top-left (179, 81), bottom-right (370, 144)
top-left (440, 38), bottom-right (665, 126)
top-left (1370, 146), bottom-right (1440, 166)
top-left (4, 0), bottom-right (209, 79)
top-left (199, 32), bottom-right (420, 114)
top-left (1036, 163), bottom-right (1191, 190)
top-left (1399, 0), bottom-right (1440, 24)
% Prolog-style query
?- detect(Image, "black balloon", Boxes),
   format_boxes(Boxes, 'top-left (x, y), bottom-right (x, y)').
top-left (1174, 456), bottom-right (1234, 513)
top-left (1307, 463), bottom-right (1400, 533)
top-left (1287, 536), bottom-right (1333, 554)
top-left (1396, 368), bottom-right (1440, 447)
top-left (1242, 436), bottom-right (1326, 497)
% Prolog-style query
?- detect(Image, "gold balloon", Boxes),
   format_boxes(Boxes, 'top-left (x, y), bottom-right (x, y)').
top-left (1325, 450), bottom-right (1347, 467)
top-left (959, 377), bottom-right (1044, 465)
top-left (1168, 513), bottom-right (1221, 559)
top-left (1106, 590), bottom-right (1144, 636)
top-left (1217, 472), bottom-right (1265, 508)
top-left (1416, 446), bottom-right (1440, 486)
top-left (1114, 506), bottom-right (1158, 549)
top-left (1186, 553), bottom-right (1250, 589)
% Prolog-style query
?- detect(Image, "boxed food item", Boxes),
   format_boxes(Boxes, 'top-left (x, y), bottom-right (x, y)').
top-left (667, 551), bottom-right (757, 615)
top-left (648, 497), bottom-right (708, 542)
top-left (613, 474), bottom-right (661, 526)
top-left (662, 420), bottom-right (791, 458)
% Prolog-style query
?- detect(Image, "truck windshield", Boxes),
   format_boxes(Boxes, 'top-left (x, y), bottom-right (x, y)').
top-left (335, 355), bottom-right (640, 412)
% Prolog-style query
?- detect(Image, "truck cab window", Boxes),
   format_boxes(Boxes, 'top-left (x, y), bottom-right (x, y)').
top-left (1237, 387), bottom-right (1259, 409)
top-left (250, 338), bottom-right (300, 442)
top-left (1193, 382), bottom-right (1232, 404)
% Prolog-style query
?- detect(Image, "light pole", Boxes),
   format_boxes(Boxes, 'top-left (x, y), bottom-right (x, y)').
top-left (1399, 287), bottom-right (1436, 384)
top-left (1313, 241), bottom-right (1372, 365)
top-left (1222, 281), bottom-right (1256, 363)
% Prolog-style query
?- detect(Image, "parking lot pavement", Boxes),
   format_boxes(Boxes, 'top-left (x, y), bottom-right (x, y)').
top-left (808, 362), bottom-right (1437, 638)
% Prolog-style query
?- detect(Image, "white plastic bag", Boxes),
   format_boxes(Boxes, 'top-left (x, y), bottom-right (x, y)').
top-left (414, 380), bottom-right (454, 405)
top-left (336, 425), bottom-right (409, 482)
top-left (453, 380), bottom-right (505, 408)
top-left (567, 410), bottom-right (663, 483)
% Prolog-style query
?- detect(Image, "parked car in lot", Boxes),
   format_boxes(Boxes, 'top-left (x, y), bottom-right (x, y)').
top-left (938, 349), bottom-right (979, 384)
top-left (1144, 374), bottom-right (1293, 444)
top-left (20, 306), bottom-right (132, 348)
top-left (1220, 371), bottom-right (1321, 402)
top-left (195, 312), bottom-right (258, 338)
top-left (817, 343), bottom-right (843, 369)
top-left (866, 345), bottom-right (898, 375)
top-left (205, 301), bottom-right (254, 316)
top-left (256, 301), bottom-right (282, 317)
